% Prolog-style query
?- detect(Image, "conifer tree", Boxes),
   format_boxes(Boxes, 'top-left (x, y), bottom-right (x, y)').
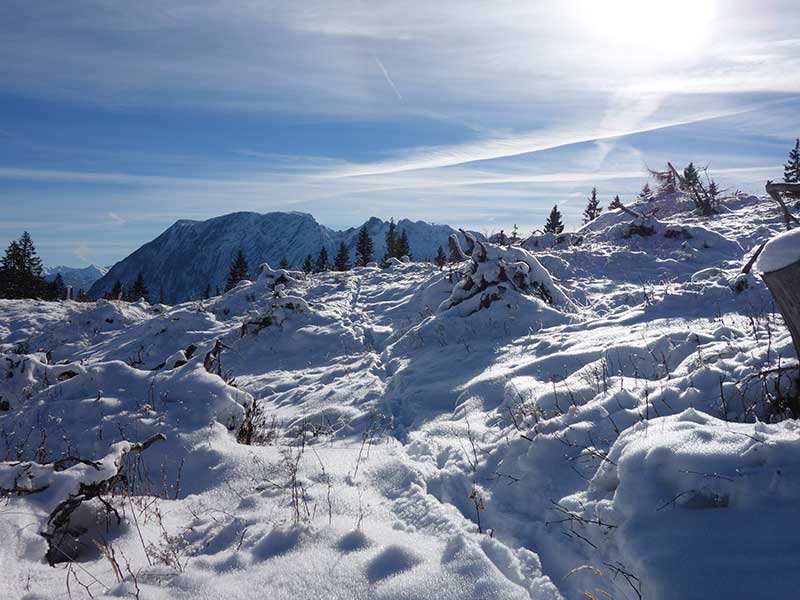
top-left (683, 162), bottom-right (700, 189)
top-left (0, 232), bottom-right (47, 298)
top-left (543, 205), bottom-right (564, 234)
top-left (707, 180), bottom-right (720, 206)
top-left (226, 249), bottom-right (249, 291)
top-left (582, 188), bottom-right (602, 223)
top-left (109, 279), bottom-right (124, 300)
top-left (214, 286), bottom-right (220, 298)
top-left (202, 284), bottom-right (211, 300)
top-left (396, 229), bottom-right (411, 259)
top-left (355, 224), bottom-right (374, 267)
top-left (784, 138), bottom-right (800, 199)
top-left (497, 230), bottom-right (507, 245)
top-left (638, 183), bottom-right (653, 201)
top-left (279, 257), bottom-right (289, 269)
top-left (302, 254), bottom-right (314, 274)
top-left (435, 245), bottom-right (447, 269)
top-left (609, 194), bottom-right (623, 209)
top-left (384, 218), bottom-right (397, 262)
top-left (314, 247), bottom-right (330, 273)
top-left (48, 273), bottom-right (66, 300)
top-left (511, 224), bottom-right (519, 244)
top-left (333, 241), bottom-right (351, 271)
top-left (127, 271), bottom-right (150, 302)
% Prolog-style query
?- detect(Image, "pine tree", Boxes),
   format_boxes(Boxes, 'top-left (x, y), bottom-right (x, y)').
top-left (544, 205), bottom-right (564, 234)
top-left (497, 230), bottom-right (507, 245)
top-left (638, 183), bottom-right (653, 201)
top-left (784, 138), bottom-right (800, 199)
top-left (279, 257), bottom-right (289, 269)
top-left (683, 162), bottom-right (700, 189)
top-left (0, 232), bottom-right (47, 298)
top-left (355, 224), bottom-right (374, 267)
top-left (302, 254), bottom-right (314, 274)
top-left (609, 194), bottom-right (623, 209)
top-left (226, 249), bottom-right (249, 291)
top-left (435, 245), bottom-right (447, 269)
top-left (708, 180), bottom-right (719, 201)
top-left (384, 218), bottom-right (397, 262)
top-left (314, 247), bottom-right (330, 273)
top-left (127, 271), bottom-right (150, 302)
top-left (108, 280), bottom-right (124, 300)
top-left (396, 229), bottom-right (411, 259)
top-left (48, 273), bottom-right (66, 300)
top-left (511, 224), bottom-right (519, 244)
top-left (214, 286), bottom-right (220, 298)
top-left (202, 284), bottom-right (211, 299)
top-left (582, 188), bottom-right (602, 223)
top-left (333, 241), bottom-right (351, 271)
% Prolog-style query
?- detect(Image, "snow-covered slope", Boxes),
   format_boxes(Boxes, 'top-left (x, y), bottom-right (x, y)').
top-left (3, 193), bottom-right (800, 600)
top-left (89, 212), bottom-right (477, 303)
top-left (43, 264), bottom-right (108, 291)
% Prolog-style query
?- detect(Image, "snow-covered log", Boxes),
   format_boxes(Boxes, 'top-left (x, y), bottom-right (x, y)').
top-left (438, 241), bottom-right (574, 314)
top-left (0, 433), bottom-right (166, 565)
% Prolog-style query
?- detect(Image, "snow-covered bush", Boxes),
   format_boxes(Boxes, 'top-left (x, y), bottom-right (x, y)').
top-left (438, 239), bottom-right (573, 315)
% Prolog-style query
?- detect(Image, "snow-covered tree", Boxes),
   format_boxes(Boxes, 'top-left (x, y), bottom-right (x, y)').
top-left (226, 249), bottom-right (250, 291)
top-left (784, 138), bottom-right (800, 199)
top-left (638, 183), bottom-right (653, 201)
top-left (355, 224), bottom-right (373, 266)
top-left (333, 241), bottom-right (351, 271)
top-left (582, 188), bottom-right (602, 223)
top-left (544, 205), bottom-right (564, 234)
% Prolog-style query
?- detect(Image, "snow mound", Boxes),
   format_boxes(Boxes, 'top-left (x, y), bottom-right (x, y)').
top-left (756, 227), bottom-right (800, 273)
top-left (580, 410), bottom-right (800, 599)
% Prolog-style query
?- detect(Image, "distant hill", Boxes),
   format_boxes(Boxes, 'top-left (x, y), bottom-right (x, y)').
top-left (43, 264), bottom-right (108, 292)
top-left (89, 212), bottom-right (476, 303)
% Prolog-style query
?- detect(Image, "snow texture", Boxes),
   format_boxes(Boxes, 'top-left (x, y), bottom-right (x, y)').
top-left (2, 192), bottom-right (800, 600)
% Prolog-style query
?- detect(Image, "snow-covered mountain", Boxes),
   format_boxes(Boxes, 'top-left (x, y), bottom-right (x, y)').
top-left (89, 212), bottom-right (476, 302)
top-left (42, 264), bottom-right (108, 292)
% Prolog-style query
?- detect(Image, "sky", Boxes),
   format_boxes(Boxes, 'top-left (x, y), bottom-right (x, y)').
top-left (1, 0), bottom-right (800, 267)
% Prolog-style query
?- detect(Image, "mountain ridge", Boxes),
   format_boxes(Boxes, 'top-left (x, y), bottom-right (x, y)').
top-left (89, 211), bottom-right (476, 302)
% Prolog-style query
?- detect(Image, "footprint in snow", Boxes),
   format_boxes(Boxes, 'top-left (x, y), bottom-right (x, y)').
top-left (366, 544), bottom-right (423, 582)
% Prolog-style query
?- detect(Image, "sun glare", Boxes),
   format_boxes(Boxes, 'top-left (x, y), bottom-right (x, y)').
top-left (580, 0), bottom-right (716, 61)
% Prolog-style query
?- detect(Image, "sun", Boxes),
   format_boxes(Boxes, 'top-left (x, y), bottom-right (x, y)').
top-left (579, 0), bottom-right (716, 62)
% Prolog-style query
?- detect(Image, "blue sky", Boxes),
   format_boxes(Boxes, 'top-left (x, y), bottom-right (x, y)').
top-left (1, 0), bottom-right (799, 267)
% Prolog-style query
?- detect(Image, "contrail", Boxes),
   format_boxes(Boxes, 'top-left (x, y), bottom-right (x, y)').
top-left (374, 55), bottom-right (403, 102)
